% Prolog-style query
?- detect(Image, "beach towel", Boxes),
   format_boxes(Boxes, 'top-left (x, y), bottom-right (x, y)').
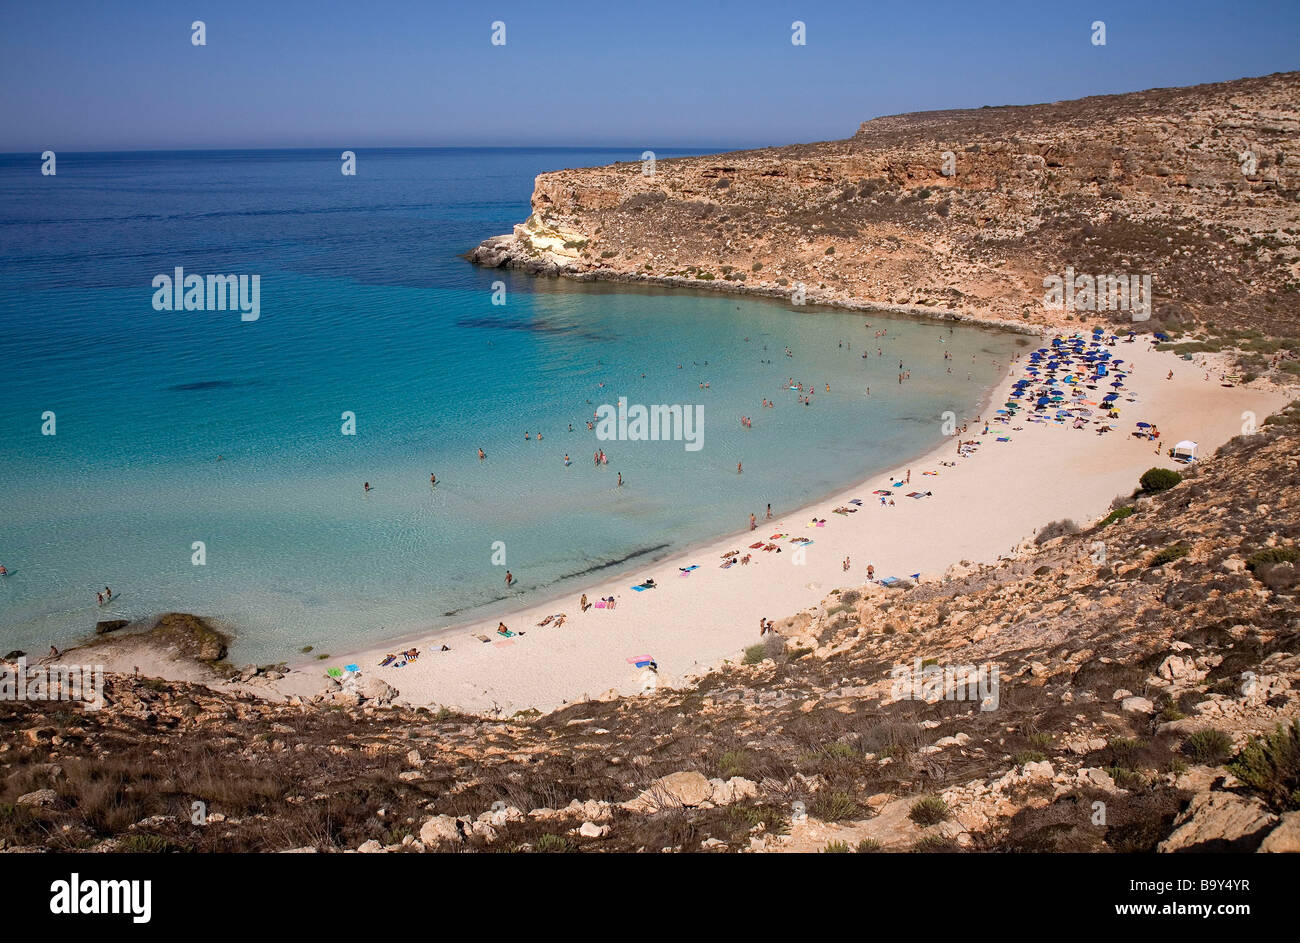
top-left (749, 541), bottom-right (765, 549)
top-left (849, 498), bottom-right (863, 505)
top-left (996, 436), bottom-right (1011, 442)
top-left (906, 491), bottom-right (925, 498)
top-left (494, 639), bottom-right (516, 648)
top-left (879, 576), bottom-right (900, 586)
top-left (626, 654), bottom-right (654, 665)
top-left (473, 634), bottom-right (491, 643)
top-left (326, 667), bottom-right (343, 678)
top-left (873, 490), bottom-right (891, 495)
top-left (679, 565), bottom-right (699, 572)
top-left (345, 664), bottom-right (358, 673)
top-left (632, 584), bottom-right (655, 591)
top-left (594, 601), bottom-right (607, 608)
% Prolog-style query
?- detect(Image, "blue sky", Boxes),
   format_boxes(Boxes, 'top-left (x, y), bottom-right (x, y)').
top-left (1, 0), bottom-right (1296, 151)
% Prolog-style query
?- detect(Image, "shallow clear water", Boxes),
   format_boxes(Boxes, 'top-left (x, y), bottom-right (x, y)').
top-left (0, 148), bottom-right (1022, 660)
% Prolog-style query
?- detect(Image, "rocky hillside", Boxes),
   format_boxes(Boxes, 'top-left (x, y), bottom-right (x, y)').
top-left (470, 72), bottom-right (1300, 354)
top-left (3, 403), bottom-right (1299, 853)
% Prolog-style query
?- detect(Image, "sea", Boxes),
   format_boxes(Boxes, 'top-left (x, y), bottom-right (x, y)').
top-left (0, 147), bottom-right (1024, 661)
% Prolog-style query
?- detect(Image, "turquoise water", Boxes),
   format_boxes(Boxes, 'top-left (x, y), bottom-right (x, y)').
top-left (0, 148), bottom-right (1021, 660)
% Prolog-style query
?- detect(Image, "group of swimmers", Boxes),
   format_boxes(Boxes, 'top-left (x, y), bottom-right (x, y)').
top-left (96, 586), bottom-right (114, 606)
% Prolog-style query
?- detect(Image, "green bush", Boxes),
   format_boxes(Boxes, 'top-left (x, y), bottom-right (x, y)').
top-left (1245, 547), bottom-right (1299, 572)
top-left (534, 834), bottom-right (575, 853)
top-left (1183, 729), bottom-right (1234, 764)
top-left (811, 790), bottom-right (860, 822)
top-left (1140, 467), bottom-right (1182, 493)
top-left (717, 749), bottom-right (752, 778)
top-left (908, 796), bottom-right (949, 827)
top-left (822, 840), bottom-right (852, 853)
top-left (742, 644), bottom-right (768, 665)
top-left (1099, 506), bottom-right (1134, 527)
top-left (856, 838), bottom-right (882, 853)
top-left (1148, 543), bottom-right (1190, 567)
top-left (1227, 720), bottom-right (1300, 811)
top-left (911, 834), bottom-right (958, 852)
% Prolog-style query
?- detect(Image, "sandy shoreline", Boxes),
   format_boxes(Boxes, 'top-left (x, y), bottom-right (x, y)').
top-left (261, 335), bottom-right (1290, 715)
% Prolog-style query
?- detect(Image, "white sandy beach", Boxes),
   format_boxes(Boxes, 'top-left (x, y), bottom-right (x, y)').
top-left (273, 337), bottom-right (1290, 715)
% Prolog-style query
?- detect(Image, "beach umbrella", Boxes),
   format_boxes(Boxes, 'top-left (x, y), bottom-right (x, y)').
top-left (1136, 422), bottom-right (1151, 428)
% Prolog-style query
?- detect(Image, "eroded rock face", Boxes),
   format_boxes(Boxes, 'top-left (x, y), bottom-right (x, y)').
top-left (1157, 793), bottom-right (1278, 853)
top-left (469, 72), bottom-right (1300, 337)
top-left (1258, 812), bottom-right (1300, 853)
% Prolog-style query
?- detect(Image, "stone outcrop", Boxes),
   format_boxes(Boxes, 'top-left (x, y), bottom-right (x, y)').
top-left (470, 72), bottom-right (1300, 341)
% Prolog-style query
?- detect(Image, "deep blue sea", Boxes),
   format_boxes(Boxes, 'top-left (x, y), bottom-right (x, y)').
top-left (0, 147), bottom-right (1021, 661)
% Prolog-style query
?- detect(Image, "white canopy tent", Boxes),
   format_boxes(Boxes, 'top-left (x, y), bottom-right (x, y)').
top-left (1172, 440), bottom-right (1198, 463)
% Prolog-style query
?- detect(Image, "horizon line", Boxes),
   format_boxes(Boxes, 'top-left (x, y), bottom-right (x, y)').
top-left (0, 142), bottom-right (767, 158)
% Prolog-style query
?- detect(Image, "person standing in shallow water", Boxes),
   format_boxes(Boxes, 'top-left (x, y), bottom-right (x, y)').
top-left (505, 571), bottom-right (513, 588)
top-left (737, 462), bottom-right (742, 474)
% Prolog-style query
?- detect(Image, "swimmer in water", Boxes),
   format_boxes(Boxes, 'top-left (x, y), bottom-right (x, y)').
top-left (430, 473), bottom-right (437, 486)
top-left (364, 481), bottom-right (371, 493)
top-left (478, 448), bottom-right (485, 460)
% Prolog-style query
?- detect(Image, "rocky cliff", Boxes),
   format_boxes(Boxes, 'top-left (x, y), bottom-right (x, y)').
top-left (470, 72), bottom-right (1300, 342)
top-left (5, 403), bottom-right (1299, 853)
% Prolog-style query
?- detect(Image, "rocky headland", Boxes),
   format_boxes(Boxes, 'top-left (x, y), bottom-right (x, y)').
top-left (470, 71), bottom-right (1300, 355)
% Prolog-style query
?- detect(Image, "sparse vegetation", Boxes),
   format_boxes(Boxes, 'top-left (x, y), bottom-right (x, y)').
top-left (1228, 720), bottom-right (1300, 812)
top-left (1183, 729), bottom-right (1234, 764)
top-left (1140, 467), bottom-right (1182, 493)
top-left (908, 796), bottom-right (949, 827)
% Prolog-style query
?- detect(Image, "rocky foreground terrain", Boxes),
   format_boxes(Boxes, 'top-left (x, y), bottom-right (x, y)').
top-left (3, 402), bottom-right (1299, 853)
top-left (470, 72), bottom-right (1300, 357)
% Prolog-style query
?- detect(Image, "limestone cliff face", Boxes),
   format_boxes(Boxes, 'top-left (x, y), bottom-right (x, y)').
top-left (470, 71), bottom-right (1300, 336)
